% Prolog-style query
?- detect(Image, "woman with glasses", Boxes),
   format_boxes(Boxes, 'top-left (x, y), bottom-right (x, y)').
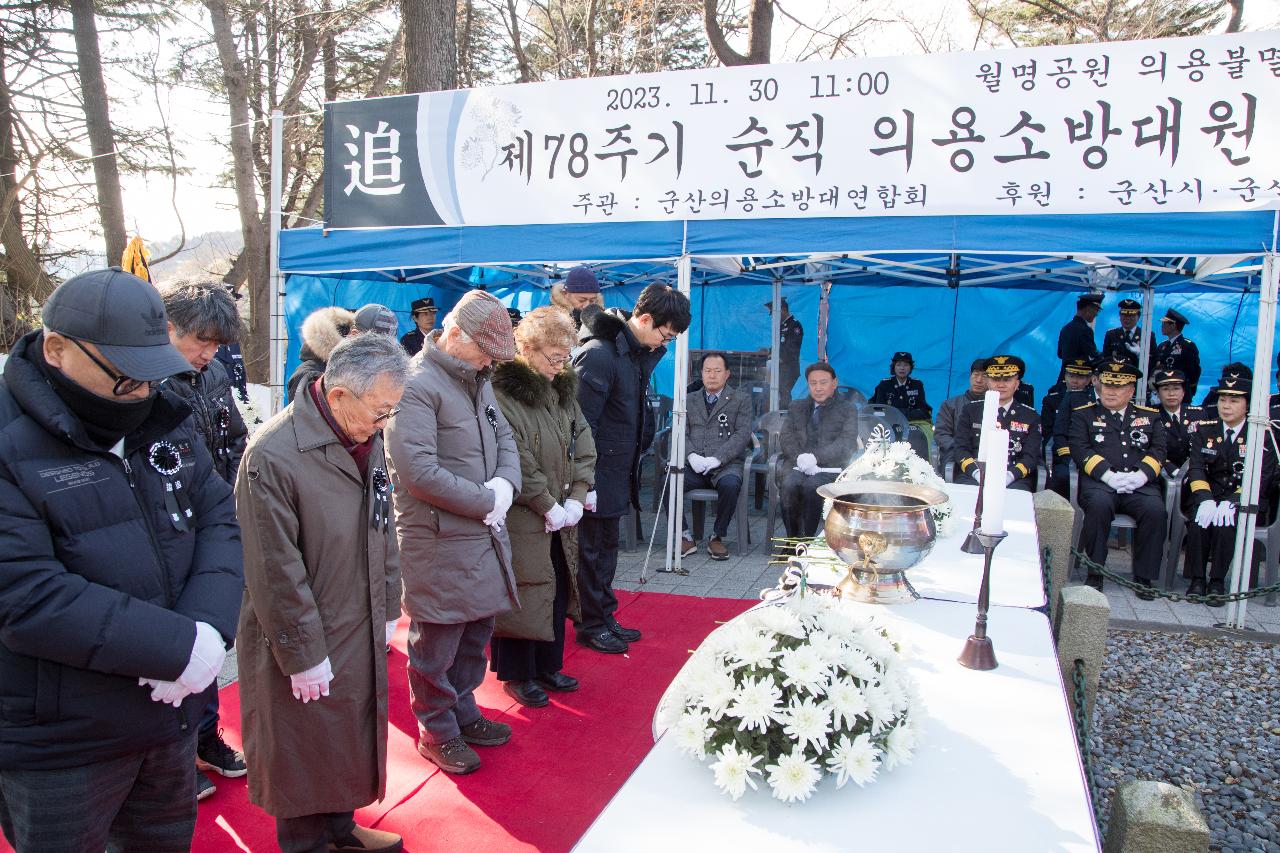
top-left (489, 307), bottom-right (597, 708)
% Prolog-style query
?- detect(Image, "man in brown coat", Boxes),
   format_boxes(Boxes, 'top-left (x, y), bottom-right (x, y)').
top-left (384, 290), bottom-right (522, 776)
top-left (236, 333), bottom-right (408, 853)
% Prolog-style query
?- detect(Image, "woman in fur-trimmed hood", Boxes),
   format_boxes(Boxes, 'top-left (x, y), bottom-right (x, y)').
top-left (286, 306), bottom-right (354, 401)
top-left (489, 307), bottom-right (597, 708)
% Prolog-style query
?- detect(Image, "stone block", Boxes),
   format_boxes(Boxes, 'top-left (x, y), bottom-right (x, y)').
top-left (1053, 584), bottom-right (1109, 718)
top-left (1103, 780), bottom-right (1209, 853)
top-left (1034, 489), bottom-right (1075, 619)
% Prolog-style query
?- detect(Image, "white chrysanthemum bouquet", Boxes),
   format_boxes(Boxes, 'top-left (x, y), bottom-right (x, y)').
top-left (660, 593), bottom-right (921, 804)
top-left (830, 441), bottom-right (952, 534)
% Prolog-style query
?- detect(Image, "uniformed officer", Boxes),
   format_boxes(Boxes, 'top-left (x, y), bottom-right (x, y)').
top-left (955, 355), bottom-right (1041, 492)
top-left (507, 306), bottom-right (522, 327)
top-left (765, 297), bottom-right (803, 409)
top-left (1198, 362), bottom-right (1251, 410)
top-left (1183, 375), bottom-right (1278, 602)
top-left (1069, 360), bottom-right (1167, 597)
top-left (1153, 369), bottom-right (1204, 474)
top-left (1057, 292), bottom-right (1102, 378)
top-left (1102, 298), bottom-right (1156, 372)
top-left (1154, 307), bottom-right (1201, 401)
top-left (400, 297), bottom-right (438, 356)
top-left (1043, 357), bottom-right (1095, 497)
top-left (870, 351), bottom-right (933, 421)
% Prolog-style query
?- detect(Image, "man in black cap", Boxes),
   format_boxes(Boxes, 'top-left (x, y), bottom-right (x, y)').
top-left (1183, 375), bottom-right (1277, 602)
top-left (1057, 292), bottom-right (1102, 379)
top-left (1154, 307), bottom-right (1200, 400)
top-left (400, 297), bottom-right (438, 357)
top-left (1152, 369), bottom-right (1204, 474)
top-left (954, 356), bottom-right (1040, 491)
top-left (0, 268), bottom-right (243, 851)
top-left (1069, 360), bottom-right (1168, 597)
top-left (1198, 362), bottom-right (1251, 410)
top-left (765, 297), bottom-right (803, 409)
top-left (870, 351), bottom-right (933, 421)
top-left (1102, 298), bottom-right (1155, 372)
top-left (1043, 357), bottom-right (1096, 496)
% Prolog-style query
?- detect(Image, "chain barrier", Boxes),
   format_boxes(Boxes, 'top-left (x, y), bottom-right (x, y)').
top-left (1040, 545), bottom-right (1053, 602)
top-left (1070, 659), bottom-right (1107, 832)
top-left (1071, 547), bottom-right (1280, 605)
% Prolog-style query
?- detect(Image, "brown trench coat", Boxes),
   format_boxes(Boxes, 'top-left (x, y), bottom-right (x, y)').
top-left (491, 360), bottom-right (597, 641)
top-left (234, 387), bottom-right (402, 818)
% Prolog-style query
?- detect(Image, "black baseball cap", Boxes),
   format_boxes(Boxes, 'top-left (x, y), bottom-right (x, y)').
top-left (42, 267), bottom-right (192, 381)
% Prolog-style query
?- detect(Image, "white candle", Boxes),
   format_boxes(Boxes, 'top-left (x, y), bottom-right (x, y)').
top-left (981, 429), bottom-right (1009, 535)
top-left (976, 389), bottom-right (1000, 462)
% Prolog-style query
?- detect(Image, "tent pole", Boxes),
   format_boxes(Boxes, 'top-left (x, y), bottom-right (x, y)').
top-left (817, 280), bottom-right (831, 362)
top-left (666, 255), bottom-right (693, 571)
top-left (269, 109), bottom-right (285, 415)
top-left (1225, 252), bottom-right (1277, 629)
top-left (770, 279), bottom-right (782, 411)
top-left (1139, 283), bottom-right (1155, 403)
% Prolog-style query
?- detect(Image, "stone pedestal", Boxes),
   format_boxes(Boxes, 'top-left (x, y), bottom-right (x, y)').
top-left (1034, 489), bottom-right (1074, 619)
top-left (1103, 781), bottom-right (1209, 853)
top-left (1053, 584), bottom-right (1109, 718)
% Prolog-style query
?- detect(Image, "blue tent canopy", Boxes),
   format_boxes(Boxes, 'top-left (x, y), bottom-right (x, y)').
top-left (278, 209), bottom-right (1279, 404)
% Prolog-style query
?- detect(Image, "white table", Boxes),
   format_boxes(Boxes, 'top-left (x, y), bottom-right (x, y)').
top-left (793, 483), bottom-right (1047, 610)
top-left (575, 599), bottom-right (1099, 853)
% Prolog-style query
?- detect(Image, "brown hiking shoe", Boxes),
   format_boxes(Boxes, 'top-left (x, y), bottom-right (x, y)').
top-left (460, 716), bottom-right (512, 746)
top-left (329, 825), bottom-right (404, 852)
top-left (707, 537), bottom-right (729, 560)
top-left (680, 537), bottom-right (697, 556)
top-left (417, 736), bottom-right (480, 774)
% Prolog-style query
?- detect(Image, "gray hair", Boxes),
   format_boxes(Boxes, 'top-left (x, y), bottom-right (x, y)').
top-left (324, 331), bottom-right (409, 395)
top-left (440, 313), bottom-right (474, 344)
top-left (158, 280), bottom-right (243, 344)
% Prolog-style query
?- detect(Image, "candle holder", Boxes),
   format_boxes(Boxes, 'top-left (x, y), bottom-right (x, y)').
top-left (961, 460), bottom-right (987, 555)
top-left (958, 529), bottom-right (1007, 671)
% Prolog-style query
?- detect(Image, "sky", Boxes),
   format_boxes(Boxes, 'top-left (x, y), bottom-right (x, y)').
top-left (81, 0), bottom-right (1280, 260)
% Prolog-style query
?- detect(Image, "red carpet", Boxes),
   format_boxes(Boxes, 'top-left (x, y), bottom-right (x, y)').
top-left (8, 590), bottom-right (747, 853)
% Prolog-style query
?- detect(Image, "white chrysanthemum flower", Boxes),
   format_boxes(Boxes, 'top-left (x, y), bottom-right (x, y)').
top-left (729, 629), bottom-right (781, 669)
top-left (726, 676), bottom-right (783, 732)
top-left (765, 749), bottom-right (823, 803)
top-left (817, 601), bottom-right (870, 639)
top-left (672, 710), bottom-right (712, 759)
top-left (701, 671), bottom-right (739, 720)
top-left (749, 604), bottom-right (804, 639)
top-left (655, 694), bottom-right (686, 733)
top-left (825, 677), bottom-right (870, 729)
top-left (786, 591), bottom-right (826, 626)
top-left (883, 719), bottom-right (917, 769)
top-left (826, 732), bottom-right (881, 788)
top-left (704, 622), bottom-right (753, 658)
top-left (782, 696), bottom-right (832, 753)
top-left (881, 667), bottom-right (910, 713)
top-left (677, 654), bottom-right (719, 701)
top-left (709, 745), bottom-right (763, 800)
top-left (887, 442), bottom-right (911, 462)
top-left (855, 627), bottom-right (896, 662)
top-left (863, 683), bottom-right (895, 733)
top-left (841, 649), bottom-right (880, 682)
top-left (778, 645), bottom-right (832, 694)
top-left (806, 630), bottom-right (848, 667)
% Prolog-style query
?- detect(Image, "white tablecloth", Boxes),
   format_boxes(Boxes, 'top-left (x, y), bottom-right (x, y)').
top-left (575, 599), bottom-right (1099, 852)
top-left (795, 483), bottom-right (1047, 610)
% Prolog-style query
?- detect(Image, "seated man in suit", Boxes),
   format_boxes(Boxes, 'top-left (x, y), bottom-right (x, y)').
top-left (935, 358), bottom-right (987, 473)
top-left (954, 355), bottom-right (1041, 492)
top-left (1069, 360), bottom-right (1168, 598)
top-left (779, 362), bottom-right (860, 540)
top-left (1183, 375), bottom-right (1278, 603)
top-left (673, 352), bottom-right (754, 561)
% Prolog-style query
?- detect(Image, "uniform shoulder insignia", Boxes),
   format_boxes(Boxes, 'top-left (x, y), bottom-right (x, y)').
top-left (1134, 404), bottom-right (1158, 413)
top-left (1072, 402), bottom-right (1096, 411)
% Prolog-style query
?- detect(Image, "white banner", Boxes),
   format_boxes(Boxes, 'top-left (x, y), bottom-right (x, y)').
top-left (325, 31), bottom-right (1280, 228)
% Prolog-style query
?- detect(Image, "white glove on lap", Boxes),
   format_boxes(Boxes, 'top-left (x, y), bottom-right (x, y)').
top-left (1124, 472), bottom-right (1149, 492)
top-left (1215, 501), bottom-right (1238, 527)
top-left (483, 477), bottom-right (514, 528)
top-left (584, 490), bottom-right (598, 512)
top-left (1100, 470), bottom-right (1127, 492)
top-left (563, 499), bottom-right (584, 527)
top-left (687, 453), bottom-right (708, 474)
top-left (1004, 471), bottom-right (1015, 486)
top-left (544, 502), bottom-right (569, 532)
top-left (704, 457), bottom-right (721, 472)
top-left (386, 620), bottom-right (398, 647)
top-left (1194, 500), bottom-right (1217, 528)
top-left (796, 453), bottom-right (818, 476)
top-left (290, 657), bottom-right (333, 703)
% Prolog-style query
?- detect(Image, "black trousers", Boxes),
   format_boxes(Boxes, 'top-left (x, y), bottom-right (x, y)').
top-left (492, 532), bottom-right (571, 681)
top-left (1183, 519), bottom-right (1264, 583)
top-left (575, 514), bottom-right (620, 635)
top-left (1076, 481), bottom-right (1167, 581)
top-left (781, 469), bottom-right (838, 539)
top-left (663, 469), bottom-right (742, 540)
top-left (276, 811), bottom-right (356, 853)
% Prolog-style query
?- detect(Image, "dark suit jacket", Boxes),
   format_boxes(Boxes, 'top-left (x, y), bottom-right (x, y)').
top-left (685, 384), bottom-right (754, 485)
top-left (780, 396), bottom-right (860, 469)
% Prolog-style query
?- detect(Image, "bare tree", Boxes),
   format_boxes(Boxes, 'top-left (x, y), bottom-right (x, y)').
top-left (969, 0), bottom-right (1235, 45)
top-left (403, 0), bottom-right (456, 91)
top-left (704, 0), bottom-right (771, 65)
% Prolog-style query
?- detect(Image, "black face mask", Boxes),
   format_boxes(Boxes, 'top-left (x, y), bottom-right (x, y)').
top-left (43, 360), bottom-right (156, 449)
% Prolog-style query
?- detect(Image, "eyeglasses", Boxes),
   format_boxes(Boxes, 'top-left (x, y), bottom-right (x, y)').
top-left (349, 392), bottom-right (400, 425)
top-left (540, 350), bottom-right (570, 369)
top-left (67, 337), bottom-right (148, 396)
top-left (657, 328), bottom-right (679, 344)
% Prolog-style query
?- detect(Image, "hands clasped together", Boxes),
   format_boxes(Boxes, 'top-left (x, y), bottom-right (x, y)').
top-left (1100, 470), bottom-right (1148, 494)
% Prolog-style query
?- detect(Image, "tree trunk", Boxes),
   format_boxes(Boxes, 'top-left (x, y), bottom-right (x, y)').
top-left (1225, 0), bottom-right (1244, 32)
top-left (205, 0), bottom-right (270, 383)
top-left (504, 0), bottom-right (533, 82)
top-left (402, 0), bottom-right (457, 92)
top-left (703, 0), bottom-right (772, 66)
top-left (69, 0), bottom-right (127, 265)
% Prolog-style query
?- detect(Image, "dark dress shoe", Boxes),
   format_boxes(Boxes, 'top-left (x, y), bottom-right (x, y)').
top-left (1206, 579), bottom-right (1227, 607)
top-left (536, 671), bottom-right (580, 692)
top-left (1085, 574), bottom-right (1104, 592)
top-left (579, 629), bottom-right (628, 654)
top-left (1186, 578), bottom-right (1206, 598)
top-left (1133, 577), bottom-right (1156, 601)
top-left (608, 618), bottom-right (642, 643)
top-left (503, 680), bottom-right (549, 708)
top-left (329, 825), bottom-right (404, 852)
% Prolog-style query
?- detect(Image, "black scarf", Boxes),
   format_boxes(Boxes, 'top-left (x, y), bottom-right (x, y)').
top-left (35, 342), bottom-right (156, 449)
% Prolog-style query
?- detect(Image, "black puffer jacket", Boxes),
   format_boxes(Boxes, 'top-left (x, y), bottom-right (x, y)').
top-left (0, 332), bottom-right (243, 770)
top-left (161, 359), bottom-right (248, 482)
top-left (573, 307), bottom-right (665, 518)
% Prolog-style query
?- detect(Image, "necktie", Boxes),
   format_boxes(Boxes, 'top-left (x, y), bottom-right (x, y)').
top-left (1226, 428), bottom-right (1236, 446)
top-left (811, 404), bottom-right (822, 429)
top-left (706, 392), bottom-right (717, 410)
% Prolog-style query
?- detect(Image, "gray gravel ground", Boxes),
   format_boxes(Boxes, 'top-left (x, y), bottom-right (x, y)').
top-left (1090, 629), bottom-right (1280, 853)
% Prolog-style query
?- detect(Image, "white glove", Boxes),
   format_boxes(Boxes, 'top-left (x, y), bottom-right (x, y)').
top-left (563, 499), bottom-right (584, 526)
top-left (176, 621), bottom-right (227, 695)
top-left (1194, 500), bottom-right (1217, 528)
top-left (1100, 470), bottom-right (1127, 492)
top-left (290, 657), bottom-right (333, 703)
top-left (584, 490), bottom-right (598, 512)
top-left (704, 457), bottom-right (721, 472)
top-left (796, 453), bottom-right (818, 475)
top-left (544, 502), bottom-right (569, 532)
top-left (483, 477), bottom-right (514, 528)
top-left (687, 453), bottom-right (708, 474)
top-left (1126, 472), bottom-right (1149, 492)
top-left (386, 620), bottom-right (398, 647)
top-left (1215, 501), bottom-right (1238, 527)
top-left (1004, 471), bottom-right (1015, 486)
top-left (138, 677), bottom-right (191, 707)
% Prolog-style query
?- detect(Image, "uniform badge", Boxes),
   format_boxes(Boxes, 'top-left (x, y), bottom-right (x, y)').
top-left (1010, 438), bottom-right (1023, 453)
top-left (1094, 434), bottom-right (1105, 444)
top-left (1131, 417), bottom-right (1150, 427)
top-left (1129, 429), bottom-right (1149, 447)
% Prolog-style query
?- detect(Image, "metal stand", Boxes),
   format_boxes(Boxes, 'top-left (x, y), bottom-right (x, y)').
top-left (961, 461), bottom-right (987, 555)
top-left (958, 529), bottom-right (1007, 671)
